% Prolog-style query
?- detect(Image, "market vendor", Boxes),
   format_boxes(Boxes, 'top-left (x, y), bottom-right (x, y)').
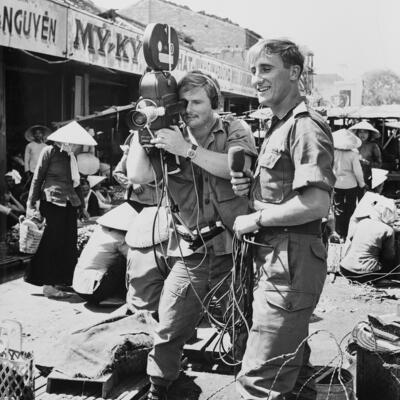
top-left (1, 170), bottom-right (25, 228)
top-left (24, 125), bottom-right (50, 180)
top-left (73, 202), bottom-right (137, 304)
top-left (349, 120), bottom-right (382, 194)
top-left (340, 195), bottom-right (398, 283)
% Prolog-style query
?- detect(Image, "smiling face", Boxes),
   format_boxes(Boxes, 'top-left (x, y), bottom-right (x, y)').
top-left (179, 86), bottom-right (215, 131)
top-left (250, 53), bottom-right (300, 114)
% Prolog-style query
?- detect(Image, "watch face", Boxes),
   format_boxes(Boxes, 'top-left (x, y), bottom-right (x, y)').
top-left (188, 149), bottom-right (196, 159)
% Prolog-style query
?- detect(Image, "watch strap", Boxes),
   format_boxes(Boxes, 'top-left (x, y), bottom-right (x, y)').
top-left (185, 144), bottom-right (198, 161)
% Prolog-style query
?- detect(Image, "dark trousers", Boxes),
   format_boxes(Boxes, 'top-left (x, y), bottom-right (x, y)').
top-left (25, 201), bottom-right (78, 286)
top-left (333, 187), bottom-right (358, 239)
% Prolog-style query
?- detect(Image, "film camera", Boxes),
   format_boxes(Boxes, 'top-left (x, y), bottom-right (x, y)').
top-left (126, 23), bottom-right (186, 157)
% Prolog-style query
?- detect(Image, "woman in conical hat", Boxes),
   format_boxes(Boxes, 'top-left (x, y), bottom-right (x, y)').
top-left (340, 196), bottom-right (398, 284)
top-left (25, 121), bottom-right (97, 299)
top-left (332, 128), bottom-right (366, 240)
top-left (349, 120), bottom-right (382, 192)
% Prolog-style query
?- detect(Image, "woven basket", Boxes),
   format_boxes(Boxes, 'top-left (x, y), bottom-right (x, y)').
top-left (0, 320), bottom-right (34, 400)
top-left (19, 216), bottom-right (45, 254)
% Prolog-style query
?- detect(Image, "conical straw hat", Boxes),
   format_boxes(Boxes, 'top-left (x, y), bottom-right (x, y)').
top-left (125, 206), bottom-right (170, 248)
top-left (47, 121), bottom-right (98, 146)
top-left (350, 121), bottom-right (380, 139)
top-left (24, 125), bottom-right (52, 142)
top-left (332, 129), bottom-right (362, 150)
top-left (87, 175), bottom-right (106, 189)
top-left (371, 168), bottom-right (388, 189)
top-left (96, 202), bottom-right (138, 231)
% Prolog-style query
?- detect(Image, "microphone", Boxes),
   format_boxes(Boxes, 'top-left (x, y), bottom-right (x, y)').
top-left (228, 146), bottom-right (245, 173)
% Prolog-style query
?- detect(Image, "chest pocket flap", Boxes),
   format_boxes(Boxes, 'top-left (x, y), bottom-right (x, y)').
top-left (259, 150), bottom-right (282, 169)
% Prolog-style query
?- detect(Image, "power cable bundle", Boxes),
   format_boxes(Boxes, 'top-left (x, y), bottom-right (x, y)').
top-left (202, 235), bottom-right (254, 366)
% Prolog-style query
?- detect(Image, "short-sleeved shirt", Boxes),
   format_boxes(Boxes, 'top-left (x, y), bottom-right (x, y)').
top-left (158, 116), bottom-right (257, 257)
top-left (24, 142), bottom-right (47, 173)
top-left (251, 101), bottom-right (335, 209)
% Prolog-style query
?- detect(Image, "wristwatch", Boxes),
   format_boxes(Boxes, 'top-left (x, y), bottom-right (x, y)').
top-left (185, 144), bottom-right (198, 161)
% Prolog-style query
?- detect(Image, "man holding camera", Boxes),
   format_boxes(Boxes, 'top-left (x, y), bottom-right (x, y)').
top-left (231, 40), bottom-right (335, 399)
top-left (127, 70), bottom-right (257, 400)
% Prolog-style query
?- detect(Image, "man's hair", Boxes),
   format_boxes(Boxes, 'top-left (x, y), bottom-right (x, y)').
top-left (178, 70), bottom-right (220, 109)
top-left (247, 39), bottom-right (305, 76)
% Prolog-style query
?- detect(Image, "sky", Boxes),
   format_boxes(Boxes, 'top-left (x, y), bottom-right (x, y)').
top-left (92, 0), bottom-right (400, 78)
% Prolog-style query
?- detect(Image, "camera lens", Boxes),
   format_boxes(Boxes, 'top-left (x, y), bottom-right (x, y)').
top-left (131, 111), bottom-right (148, 127)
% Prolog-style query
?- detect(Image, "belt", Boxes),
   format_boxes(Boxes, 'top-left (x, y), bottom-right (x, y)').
top-left (258, 219), bottom-right (322, 236)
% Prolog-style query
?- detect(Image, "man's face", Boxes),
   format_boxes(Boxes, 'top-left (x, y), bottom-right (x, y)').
top-left (179, 86), bottom-right (214, 130)
top-left (33, 130), bottom-right (43, 142)
top-left (250, 53), bottom-right (296, 110)
top-left (5, 176), bottom-right (14, 189)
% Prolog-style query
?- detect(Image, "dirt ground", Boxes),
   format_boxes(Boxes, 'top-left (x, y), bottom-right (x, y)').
top-left (1, 275), bottom-right (400, 399)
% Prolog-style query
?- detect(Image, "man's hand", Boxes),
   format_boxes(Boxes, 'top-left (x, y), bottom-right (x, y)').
top-left (231, 171), bottom-right (252, 197)
top-left (132, 183), bottom-right (144, 194)
top-left (233, 212), bottom-right (259, 239)
top-left (81, 209), bottom-right (90, 221)
top-left (151, 126), bottom-right (191, 157)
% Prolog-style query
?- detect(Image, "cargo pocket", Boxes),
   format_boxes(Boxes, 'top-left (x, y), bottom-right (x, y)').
top-left (159, 279), bottom-right (193, 323)
top-left (265, 289), bottom-right (317, 313)
top-left (258, 150), bottom-right (284, 203)
top-left (256, 234), bottom-right (290, 285)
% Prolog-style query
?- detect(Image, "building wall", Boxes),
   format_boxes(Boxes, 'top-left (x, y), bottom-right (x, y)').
top-left (206, 48), bottom-right (247, 68)
top-left (314, 74), bottom-right (362, 107)
top-left (123, 0), bottom-right (249, 52)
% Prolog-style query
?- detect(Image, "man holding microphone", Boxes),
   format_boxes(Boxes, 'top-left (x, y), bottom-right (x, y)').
top-left (231, 39), bottom-right (335, 399)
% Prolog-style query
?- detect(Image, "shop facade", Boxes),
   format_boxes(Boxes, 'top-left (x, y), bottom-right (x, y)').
top-left (0, 0), bottom-right (256, 247)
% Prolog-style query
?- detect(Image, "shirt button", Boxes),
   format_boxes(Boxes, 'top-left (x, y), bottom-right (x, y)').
top-left (205, 198), bottom-right (210, 204)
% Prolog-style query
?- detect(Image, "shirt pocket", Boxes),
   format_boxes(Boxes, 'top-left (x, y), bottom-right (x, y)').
top-left (258, 150), bottom-right (285, 203)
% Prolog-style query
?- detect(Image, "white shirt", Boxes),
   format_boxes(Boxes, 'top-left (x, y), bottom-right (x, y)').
top-left (24, 142), bottom-right (46, 173)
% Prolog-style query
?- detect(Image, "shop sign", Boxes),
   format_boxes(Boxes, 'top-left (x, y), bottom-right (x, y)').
top-left (0, 0), bottom-right (67, 57)
top-left (175, 48), bottom-right (254, 97)
top-left (67, 9), bottom-right (144, 74)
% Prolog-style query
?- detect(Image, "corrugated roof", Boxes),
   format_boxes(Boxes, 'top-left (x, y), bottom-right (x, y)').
top-left (328, 105), bottom-right (400, 119)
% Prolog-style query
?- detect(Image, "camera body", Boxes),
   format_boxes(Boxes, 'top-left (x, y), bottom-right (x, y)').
top-left (126, 23), bottom-right (186, 148)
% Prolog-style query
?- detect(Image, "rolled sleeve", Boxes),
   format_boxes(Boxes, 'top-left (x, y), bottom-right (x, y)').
top-left (291, 118), bottom-right (336, 193)
top-left (226, 120), bottom-right (258, 158)
top-left (27, 145), bottom-right (52, 206)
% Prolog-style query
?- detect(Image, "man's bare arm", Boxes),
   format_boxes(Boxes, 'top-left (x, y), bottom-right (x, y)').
top-left (233, 186), bottom-right (330, 237)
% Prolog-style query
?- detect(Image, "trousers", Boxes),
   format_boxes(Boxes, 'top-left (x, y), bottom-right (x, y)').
top-left (147, 252), bottom-right (232, 386)
top-left (333, 187), bottom-right (358, 239)
top-left (126, 244), bottom-right (170, 318)
top-left (237, 232), bottom-right (327, 400)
